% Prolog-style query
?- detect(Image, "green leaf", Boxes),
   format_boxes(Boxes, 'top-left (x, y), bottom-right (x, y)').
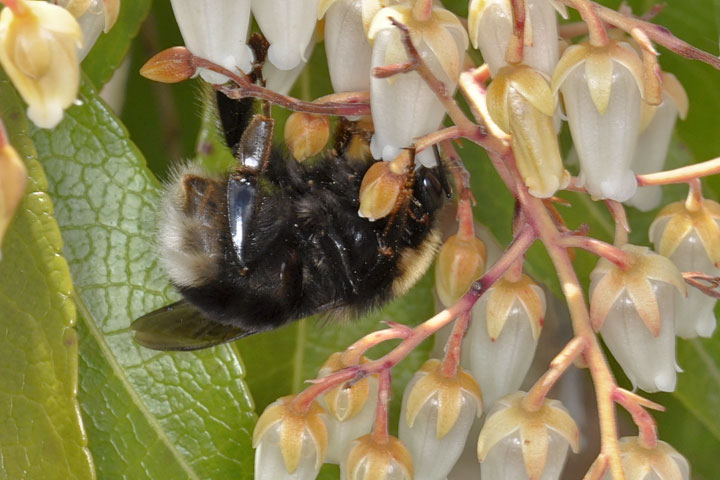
top-left (82, 0), bottom-right (152, 88)
top-left (0, 74), bottom-right (94, 480)
top-left (31, 80), bottom-right (257, 479)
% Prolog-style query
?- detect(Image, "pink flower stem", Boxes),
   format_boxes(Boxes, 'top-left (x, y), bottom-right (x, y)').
top-left (291, 226), bottom-right (536, 413)
top-left (440, 311), bottom-right (470, 378)
top-left (0, 119), bottom-right (9, 149)
top-left (513, 180), bottom-right (625, 479)
top-left (612, 388), bottom-right (658, 449)
top-left (559, 0), bottom-right (720, 69)
top-left (0, 0), bottom-right (28, 15)
top-left (190, 55), bottom-right (372, 116)
top-left (637, 157), bottom-right (720, 186)
top-left (341, 325), bottom-right (414, 367)
top-left (686, 177), bottom-right (704, 210)
top-left (522, 336), bottom-right (587, 412)
top-left (457, 197), bottom-right (476, 239)
top-left (411, 0), bottom-right (433, 22)
top-left (568, 0), bottom-right (609, 47)
top-left (371, 369), bottom-right (392, 444)
top-left (604, 200), bottom-right (629, 246)
top-left (560, 235), bottom-right (634, 270)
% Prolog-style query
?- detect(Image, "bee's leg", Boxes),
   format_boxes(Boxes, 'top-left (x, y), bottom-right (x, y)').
top-left (432, 144), bottom-right (452, 199)
top-left (236, 113), bottom-right (275, 172)
top-left (322, 226), bottom-right (360, 296)
top-left (216, 93), bottom-right (255, 157)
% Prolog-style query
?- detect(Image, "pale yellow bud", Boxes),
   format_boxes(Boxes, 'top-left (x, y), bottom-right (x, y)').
top-left (0, 1), bottom-right (83, 129)
top-left (140, 47), bottom-right (197, 84)
top-left (284, 112), bottom-right (330, 162)
top-left (435, 233), bottom-right (487, 306)
top-left (358, 160), bottom-right (405, 221)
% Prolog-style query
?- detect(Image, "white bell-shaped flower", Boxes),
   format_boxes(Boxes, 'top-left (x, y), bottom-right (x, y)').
top-left (341, 434), bottom-right (414, 480)
top-left (589, 245), bottom-right (686, 392)
top-left (57, 0), bottom-right (119, 60)
top-left (650, 198), bottom-right (720, 338)
top-left (477, 392), bottom-right (579, 480)
top-left (467, 273), bottom-right (545, 407)
top-left (320, 0), bottom-right (376, 93)
top-left (252, 0), bottom-right (319, 71)
top-left (626, 73), bottom-right (689, 211)
top-left (263, 41), bottom-right (315, 94)
top-left (170, 0), bottom-right (253, 83)
top-left (398, 359), bottom-right (483, 480)
top-left (552, 41), bottom-right (644, 201)
top-left (368, 4), bottom-right (468, 167)
top-left (317, 353), bottom-right (379, 464)
top-left (601, 437), bottom-right (690, 480)
top-left (253, 395), bottom-right (328, 480)
top-left (468, 0), bottom-right (566, 78)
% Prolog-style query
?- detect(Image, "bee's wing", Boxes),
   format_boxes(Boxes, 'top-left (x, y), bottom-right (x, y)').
top-left (132, 301), bottom-right (255, 351)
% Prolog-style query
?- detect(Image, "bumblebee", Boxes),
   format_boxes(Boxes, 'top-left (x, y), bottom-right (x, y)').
top-left (131, 94), bottom-right (449, 351)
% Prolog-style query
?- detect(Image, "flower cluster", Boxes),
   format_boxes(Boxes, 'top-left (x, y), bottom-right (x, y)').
top-left (135, 0), bottom-right (720, 479)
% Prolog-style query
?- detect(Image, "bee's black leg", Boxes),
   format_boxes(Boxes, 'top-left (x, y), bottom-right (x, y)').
top-left (432, 144), bottom-right (452, 199)
top-left (236, 114), bottom-right (275, 171)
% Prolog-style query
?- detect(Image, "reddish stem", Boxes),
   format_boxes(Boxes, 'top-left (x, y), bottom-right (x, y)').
top-left (371, 370), bottom-right (392, 444)
top-left (604, 200), bottom-right (629, 246)
top-left (612, 388), bottom-right (658, 449)
top-left (637, 157), bottom-right (720, 186)
top-left (440, 311), bottom-right (470, 378)
top-left (560, 235), bottom-right (634, 270)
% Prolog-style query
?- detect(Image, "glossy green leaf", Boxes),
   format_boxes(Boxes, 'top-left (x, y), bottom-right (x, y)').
top-left (31, 81), bottom-right (256, 479)
top-left (0, 74), bottom-right (94, 480)
top-left (82, 0), bottom-right (152, 88)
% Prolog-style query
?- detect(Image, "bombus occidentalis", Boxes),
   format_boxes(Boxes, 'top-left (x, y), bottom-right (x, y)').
top-left (131, 93), bottom-right (449, 351)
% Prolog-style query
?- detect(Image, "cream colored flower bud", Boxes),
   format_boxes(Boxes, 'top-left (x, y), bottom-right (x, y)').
top-left (358, 160), bottom-right (405, 221)
top-left (486, 65), bottom-right (569, 198)
top-left (601, 437), bottom-right (690, 480)
top-left (318, 353), bottom-right (378, 464)
top-left (467, 273), bottom-right (545, 407)
top-left (0, 142), bottom-right (28, 255)
top-left (477, 392), bottom-right (579, 480)
top-left (285, 112), bottom-right (331, 162)
top-left (368, 3), bottom-right (468, 167)
top-left (435, 232), bottom-right (487, 306)
top-left (399, 359), bottom-right (482, 480)
top-left (253, 395), bottom-right (328, 479)
top-left (140, 47), bottom-right (196, 84)
top-left (626, 73), bottom-right (688, 211)
top-left (0, 1), bottom-right (83, 129)
top-left (650, 197), bottom-right (720, 338)
top-left (590, 244), bottom-right (686, 392)
top-left (342, 434), bottom-right (413, 480)
top-left (552, 41), bottom-right (645, 201)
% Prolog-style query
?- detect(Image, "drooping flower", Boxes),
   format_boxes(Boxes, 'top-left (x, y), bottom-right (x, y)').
top-left (486, 64), bottom-right (569, 198)
top-left (56, 0), bottom-right (119, 59)
top-left (253, 395), bottom-right (328, 480)
top-left (650, 197), bottom-right (720, 338)
top-left (252, 0), bottom-right (319, 71)
top-left (626, 73), bottom-right (689, 211)
top-left (468, 0), bottom-right (566, 77)
top-left (367, 2), bottom-right (468, 167)
top-left (590, 244), bottom-right (686, 392)
top-left (552, 40), bottom-right (645, 201)
top-left (170, 0), bottom-right (253, 83)
top-left (398, 359), bottom-right (483, 480)
top-left (601, 437), bottom-right (690, 480)
top-left (0, 0), bottom-right (83, 129)
top-left (317, 353), bottom-right (378, 464)
top-left (466, 273), bottom-right (545, 407)
top-left (477, 392), bottom-right (579, 480)
top-left (341, 433), bottom-right (414, 480)
top-left (319, 0), bottom-right (377, 93)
